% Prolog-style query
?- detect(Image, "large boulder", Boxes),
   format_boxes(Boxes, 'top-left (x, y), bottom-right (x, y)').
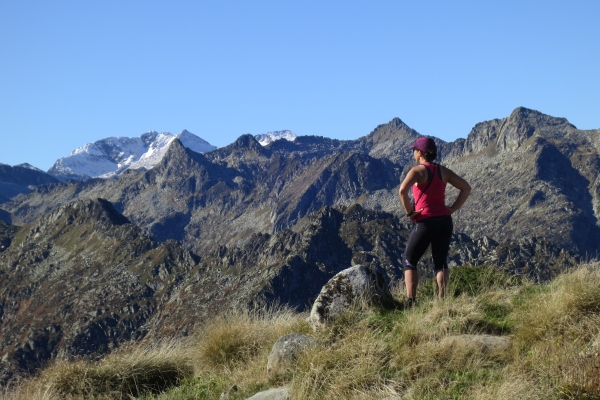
top-left (309, 265), bottom-right (393, 329)
top-left (267, 333), bottom-right (318, 375)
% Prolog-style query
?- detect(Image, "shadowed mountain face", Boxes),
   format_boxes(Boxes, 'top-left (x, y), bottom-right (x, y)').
top-left (0, 107), bottom-right (599, 381)
top-left (0, 164), bottom-right (60, 207)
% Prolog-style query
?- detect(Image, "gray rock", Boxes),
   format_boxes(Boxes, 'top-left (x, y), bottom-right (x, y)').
top-left (267, 333), bottom-right (318, 375)
top-left (245, 387), bottom-right (290, 400)
top-left (309, 265), bottom-right (392, 329)
top-left (440, 334), bottom-right (511, 352)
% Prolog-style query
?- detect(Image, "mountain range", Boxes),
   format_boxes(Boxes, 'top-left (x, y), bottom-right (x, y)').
top-left (0, 107), bottom-right (598, 382)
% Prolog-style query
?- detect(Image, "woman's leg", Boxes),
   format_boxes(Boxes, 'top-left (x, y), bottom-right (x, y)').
top-left (405, 269), bottom-right (418, 299)
top-left (431, 216), bottom-right (453, 299)
top-left (404, 222), bottom-right (432, 300)
top-left (436, 268), bottom-right (450, 299)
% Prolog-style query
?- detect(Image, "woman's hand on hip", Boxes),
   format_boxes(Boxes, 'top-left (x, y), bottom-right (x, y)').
top-left (407, 208), bottom-right (423, 221)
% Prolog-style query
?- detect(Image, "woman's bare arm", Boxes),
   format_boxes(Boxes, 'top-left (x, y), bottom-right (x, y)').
top-left (399, 166), bottom-right (427, 220)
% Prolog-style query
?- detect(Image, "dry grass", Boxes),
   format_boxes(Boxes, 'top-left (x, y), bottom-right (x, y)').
top-left (513, 265), bottom-right (600, 346)
top-left (4, 263), bottom-right (600, 399)
top-left (291, 328), bottom-right (392, 399)
top-left (193, 303), bottom-right (309, 371)
top-left (1, 341), bottom-right (193, 400)
top-left (188, 303), bottom-right (311, 398)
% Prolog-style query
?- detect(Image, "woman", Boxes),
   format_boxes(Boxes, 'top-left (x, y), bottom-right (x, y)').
top-left (399, 137), bottom-right (471, 305)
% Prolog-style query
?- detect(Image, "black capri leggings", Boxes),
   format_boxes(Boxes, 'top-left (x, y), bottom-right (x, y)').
top-left (404, 215), bottom-right (453, 272)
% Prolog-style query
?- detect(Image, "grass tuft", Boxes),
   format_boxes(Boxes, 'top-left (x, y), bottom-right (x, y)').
top-left (40, 341), bottom-right (193, 399)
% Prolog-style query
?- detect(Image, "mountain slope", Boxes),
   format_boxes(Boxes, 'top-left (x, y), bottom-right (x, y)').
top-left (0, 199), bottom-right (580, 383)
top-left (0, 198), bottom-right (198, 383)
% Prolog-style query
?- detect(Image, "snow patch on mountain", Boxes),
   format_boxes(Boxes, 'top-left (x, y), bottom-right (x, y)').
top-left (48, 130), bottom-right (216, 181)
top-left (254, 130), bottom-right (297, 146)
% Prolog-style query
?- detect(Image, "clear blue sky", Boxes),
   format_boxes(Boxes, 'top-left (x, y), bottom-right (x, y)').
top-left (1, 1), bottom-right (599, 170)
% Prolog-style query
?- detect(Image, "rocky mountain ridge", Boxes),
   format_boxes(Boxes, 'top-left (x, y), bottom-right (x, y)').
top-left (0, 107), bottom-right (599, 382)
top-left (3, 108), bottom-right (599, 256)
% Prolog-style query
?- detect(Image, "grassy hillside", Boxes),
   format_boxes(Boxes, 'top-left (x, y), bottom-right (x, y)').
top-left (3, 263), bottom-right (600, 399)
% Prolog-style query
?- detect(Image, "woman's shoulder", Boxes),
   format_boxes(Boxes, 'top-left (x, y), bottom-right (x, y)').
top-left (411, 164), bottom-right (428, 172)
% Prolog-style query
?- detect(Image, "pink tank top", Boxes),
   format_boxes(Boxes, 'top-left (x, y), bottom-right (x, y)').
top-left (412, 163), bottom-right (451, 221)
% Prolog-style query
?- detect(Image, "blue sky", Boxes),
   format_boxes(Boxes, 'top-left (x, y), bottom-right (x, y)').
top-left (1, 1), bottom-right (599, 170)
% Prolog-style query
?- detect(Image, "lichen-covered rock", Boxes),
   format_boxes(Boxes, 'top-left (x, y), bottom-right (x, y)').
top-left (245, 387), bottom-right (290, 400)
top-left (309, 265), bottom-right (392, 329)
top-left (267, 333), bottom-right (318, 375)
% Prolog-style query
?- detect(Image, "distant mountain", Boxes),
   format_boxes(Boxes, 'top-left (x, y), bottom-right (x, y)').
top-left (254, 130), bottom-right (297, 146)
top-left (0, 163), bottom-right (60, 206)
top-left (48, 130), bottom-right (216, 181)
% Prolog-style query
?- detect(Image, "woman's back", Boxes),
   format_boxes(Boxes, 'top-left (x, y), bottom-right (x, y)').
top-left (412, 163), bottom-right (451, 221)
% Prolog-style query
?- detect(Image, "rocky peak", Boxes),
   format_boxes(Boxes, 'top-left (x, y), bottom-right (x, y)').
top-left (358, 117), bottom-right (422, 164)
top-left (23, 199), bottom-right (130, 245)
top-left (364, 117), bottom-right (419, 143)
top-left (450, 107), bottom-right (578, 158)
top-left (208, 134), bottom-right (271, 162)
top-left (232, 134), bottom-right (266, 151)
top-left (497, 107), bottom-right (573, 151)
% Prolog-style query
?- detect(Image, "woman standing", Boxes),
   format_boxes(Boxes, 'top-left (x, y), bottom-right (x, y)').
top-left (399, 137), bottom-right (471, 305)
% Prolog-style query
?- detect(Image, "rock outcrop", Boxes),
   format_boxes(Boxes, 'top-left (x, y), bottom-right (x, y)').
top-left (309, 265), bottom-right (393, 329)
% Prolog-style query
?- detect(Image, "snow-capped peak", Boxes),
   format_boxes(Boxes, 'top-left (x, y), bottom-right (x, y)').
top-left (15, 163), bottom-right (44, 172)
top-left (48, 130), bottom-right (216, 181)
top-left (177, 130), bottom-right (215, 153)
top-left (254, 130), bottom-right (297, 146)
